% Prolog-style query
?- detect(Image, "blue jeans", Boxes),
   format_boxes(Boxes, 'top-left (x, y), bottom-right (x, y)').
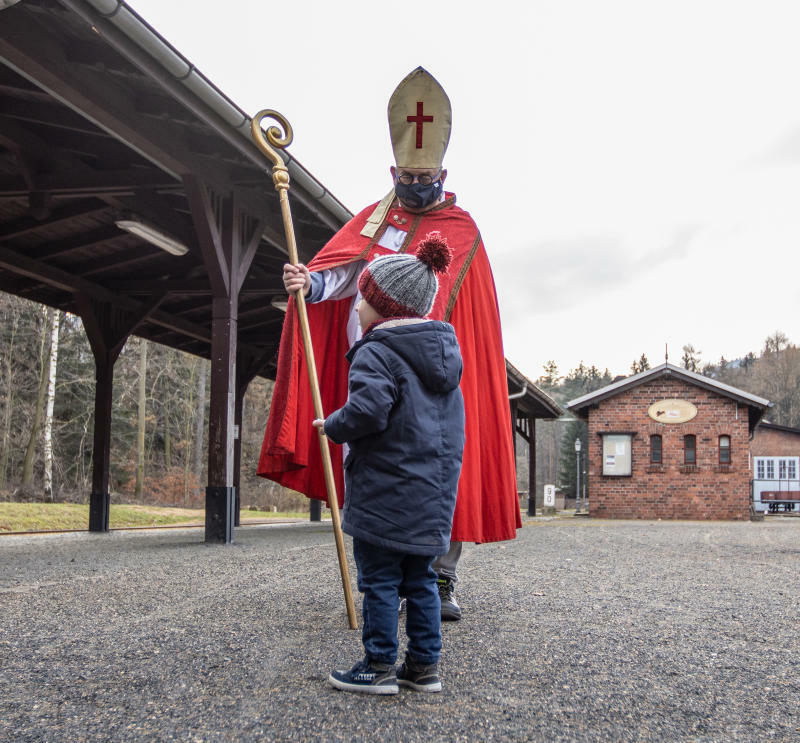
top-left (352, 538), bottom-right (441, 666)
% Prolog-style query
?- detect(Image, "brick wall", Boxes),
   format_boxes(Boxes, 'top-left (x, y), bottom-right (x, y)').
top-left (586, 378), bottom-right (751, 520)
top-left (750, 427), bottom-right (800, 457)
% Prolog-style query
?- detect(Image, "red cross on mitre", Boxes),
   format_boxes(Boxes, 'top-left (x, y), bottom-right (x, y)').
top-left (407, 101), bottom-right (434, 149)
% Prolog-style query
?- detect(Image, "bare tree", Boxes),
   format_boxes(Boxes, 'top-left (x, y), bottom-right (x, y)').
top-left (764, 331), bottom-right (789, 355)
top-left (192, 358), bottom-right (207, 497)
top-left (43, 310), bottom-right (61, 501)
top-left (754, 333), bottom-right (800, 427)
top-left (0, 301), bottom-right (21, 488)
top-left (21, 307), bottom-right (52, 489)
top-left (135, 339), bottom-right (147, 499)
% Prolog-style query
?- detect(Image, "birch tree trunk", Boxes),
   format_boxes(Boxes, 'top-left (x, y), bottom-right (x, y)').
top-left (21, 307), bottom-right (51, 488)
top-left (192, 359), bottom-right (207, 497)
top-left (135, 339), bottom-right (147, 499)
top-left (183, 360), bottom-right (195, 506)
top-left (43, 310), bottom-right (61, 501)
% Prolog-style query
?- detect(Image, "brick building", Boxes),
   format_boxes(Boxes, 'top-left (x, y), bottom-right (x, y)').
top-left (750, 422), bottom-right (800, 512)
top-left (566, 363), bottom-right (770, 520)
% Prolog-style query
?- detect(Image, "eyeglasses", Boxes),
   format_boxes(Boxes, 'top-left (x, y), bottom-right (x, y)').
top-left (396, 171), bottom-right (441, 186)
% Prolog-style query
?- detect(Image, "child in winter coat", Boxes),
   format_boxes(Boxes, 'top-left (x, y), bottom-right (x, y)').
top-left (313, 232), bottom-right (465, 695)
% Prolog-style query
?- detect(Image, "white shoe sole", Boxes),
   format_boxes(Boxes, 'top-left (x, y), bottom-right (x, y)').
top-left (327, 674), bottom-right (398, 694)
top-left (398, 679), bottom-right (442, 693)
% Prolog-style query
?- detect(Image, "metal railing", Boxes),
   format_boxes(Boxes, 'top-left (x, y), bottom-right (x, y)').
top-left (751, 479), bottom-right (800, 512)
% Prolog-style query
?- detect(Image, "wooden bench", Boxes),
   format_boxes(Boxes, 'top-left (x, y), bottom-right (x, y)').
top-left (759, 491), bottom-right (799, 512)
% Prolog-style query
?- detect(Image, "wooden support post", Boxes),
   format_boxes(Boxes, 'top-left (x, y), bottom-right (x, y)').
top-left (206, 293), bottom-right (237, 543)
top-left (509, 398), bottom-right (521, 514)
top-left (89, 357), bottom-right (113, 531)
top-left (184, 176), bottom-right (265, 543)
top-left (510, 399), bottom-right (518, 468)
top-left (528, 416), bottom-right (537, 517)
top-left (75, 292), bottom-right (164, 531)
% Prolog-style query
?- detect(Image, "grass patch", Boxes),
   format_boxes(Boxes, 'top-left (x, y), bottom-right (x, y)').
top-left (0, 502), bottom-right (319, 533)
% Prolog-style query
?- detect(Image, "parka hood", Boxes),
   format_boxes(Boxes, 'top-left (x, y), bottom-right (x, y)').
top-left (348, 319), bottom-right (462, 394)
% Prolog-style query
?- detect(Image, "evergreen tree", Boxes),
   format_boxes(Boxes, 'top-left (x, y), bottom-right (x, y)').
top-left (537, 360), bottom-right (562, 394)
top-left (681, 343), bottom-right (701, 372)
top-left (557, 418), bottom-right (588, 503)
top-left (631, 353), bottom-right (650, 375)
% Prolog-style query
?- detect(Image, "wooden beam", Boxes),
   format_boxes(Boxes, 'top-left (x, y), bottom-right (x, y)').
top-left (0, 243), bottom-right (211, 342)
top-left (77, 246), bottom-right (174, 278)
top-left (0, 113), bottom-right (51, 158)
top-left (2, 98), bottom-right (102, 136)
top-left (237, 212), bottom-right (267, 293)
top-left (237, 300), bottom-right (279, 319)
top-left (237, 317), bottom-right (285, 334)
top-left (27, 226), bottom-right (123, 261)
top-left (0, 10), bottom-right (235, 192)
top-left (183, 175), bottom-right (229, 296)
top-left (103, 275), bottom-right (286, 296)
top-left (0, 199), bottom-right (108, 239)
top-left (0, 169), bottom-right (180, 198)
top-left (104, 279), bottom-right (211, 294)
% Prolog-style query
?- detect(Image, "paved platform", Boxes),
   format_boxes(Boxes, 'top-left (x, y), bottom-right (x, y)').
top-left (1, 517), bottom-right (798, 742)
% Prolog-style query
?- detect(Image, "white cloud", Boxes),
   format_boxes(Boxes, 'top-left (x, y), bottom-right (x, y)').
top-left (127, 0), bottom-right (800, 379)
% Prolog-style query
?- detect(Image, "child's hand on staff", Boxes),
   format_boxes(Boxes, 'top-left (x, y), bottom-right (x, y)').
top-left (283, 263), bottom-right (311, 295)
top-left (312, 418), bottom-right (326, 432)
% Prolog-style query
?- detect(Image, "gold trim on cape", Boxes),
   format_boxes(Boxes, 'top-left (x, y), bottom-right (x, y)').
top-left (444, 232), bottom-right (481, 322)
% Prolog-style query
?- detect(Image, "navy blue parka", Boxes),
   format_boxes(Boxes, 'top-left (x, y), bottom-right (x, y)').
top-left (323, 318), bottom-right (466, 556)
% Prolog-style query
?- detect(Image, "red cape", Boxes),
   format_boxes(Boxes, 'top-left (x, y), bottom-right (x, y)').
top-left (257, 193), bottom-right (520, 543)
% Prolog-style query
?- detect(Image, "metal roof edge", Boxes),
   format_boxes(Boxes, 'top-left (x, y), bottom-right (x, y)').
top-left (505, 358), bottom-right (563, 418)
top-left (755, 421), bottom-right (800, 435)
top-left (65, 0), bottom-right (353, 230)
top-left (566, 362), bottom-right (771, 411)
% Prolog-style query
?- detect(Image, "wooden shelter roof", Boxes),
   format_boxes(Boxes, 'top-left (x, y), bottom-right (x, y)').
top-left (506, 359), bottom-right (562, 420)
top-left (0, 0), bottom-right (351, 376)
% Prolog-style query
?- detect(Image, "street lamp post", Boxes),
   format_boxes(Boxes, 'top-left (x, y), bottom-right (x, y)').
top-left (574, 438), bottom-right (582, 514)
top-left (583, 460), bottom-right (587, 512)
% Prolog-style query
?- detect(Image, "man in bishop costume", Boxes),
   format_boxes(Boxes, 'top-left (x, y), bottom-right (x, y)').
top-left (258, 67), bottom-right (519, 620)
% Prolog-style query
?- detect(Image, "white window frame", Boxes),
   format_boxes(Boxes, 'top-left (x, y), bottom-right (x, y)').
top-left (754, 456), bottom-right (799, 482)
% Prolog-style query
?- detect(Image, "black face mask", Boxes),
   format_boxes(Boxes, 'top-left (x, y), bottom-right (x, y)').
top-left (394, 179), bottom-right (443, 209)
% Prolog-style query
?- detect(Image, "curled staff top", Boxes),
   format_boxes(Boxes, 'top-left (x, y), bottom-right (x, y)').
top-left (251, 109), bottom-right (294, 169)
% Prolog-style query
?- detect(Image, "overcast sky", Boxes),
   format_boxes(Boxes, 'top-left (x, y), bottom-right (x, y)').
top-left (127, 0), bottom-right (800, 379)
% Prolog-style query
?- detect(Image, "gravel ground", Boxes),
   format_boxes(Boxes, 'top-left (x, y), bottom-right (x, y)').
top-left (1, 517), bottom-right (798, 742)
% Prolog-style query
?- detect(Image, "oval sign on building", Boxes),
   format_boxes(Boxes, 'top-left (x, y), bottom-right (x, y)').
top-left (647, 398), bottom-right (697, 424)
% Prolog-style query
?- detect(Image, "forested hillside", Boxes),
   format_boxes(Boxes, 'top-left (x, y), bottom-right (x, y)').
top-left (519, 335), bottom-right (800, 504)
top-left (2, 292), bottom-right (797, 510)
top-left (0, 294), bottom-right (298, 511)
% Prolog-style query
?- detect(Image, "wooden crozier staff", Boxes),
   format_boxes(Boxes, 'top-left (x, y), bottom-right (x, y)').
top-left (251, 109), bottom-right (357, 630)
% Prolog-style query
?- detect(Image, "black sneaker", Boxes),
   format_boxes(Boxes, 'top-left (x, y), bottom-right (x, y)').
top-left (328, 658), bottom-right (398, 695)
top-left (437, 577), bottom-right (461, 621)
top-left (397, 660), bottom-right (442, 693)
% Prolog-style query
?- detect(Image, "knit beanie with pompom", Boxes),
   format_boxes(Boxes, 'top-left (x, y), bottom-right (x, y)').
top-left (357, 231), bottom-right (452, 319)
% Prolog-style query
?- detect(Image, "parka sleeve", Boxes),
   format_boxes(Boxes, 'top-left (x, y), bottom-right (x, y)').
top-left (323, 345), bottom-right (397, 445)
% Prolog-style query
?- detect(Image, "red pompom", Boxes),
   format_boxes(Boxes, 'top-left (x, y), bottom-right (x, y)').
top-left (415, 231), bottom-right (452, 275)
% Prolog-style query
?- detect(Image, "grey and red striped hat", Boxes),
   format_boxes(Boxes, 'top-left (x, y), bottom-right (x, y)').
top-left (357, 232), bottom-right (452, 319)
